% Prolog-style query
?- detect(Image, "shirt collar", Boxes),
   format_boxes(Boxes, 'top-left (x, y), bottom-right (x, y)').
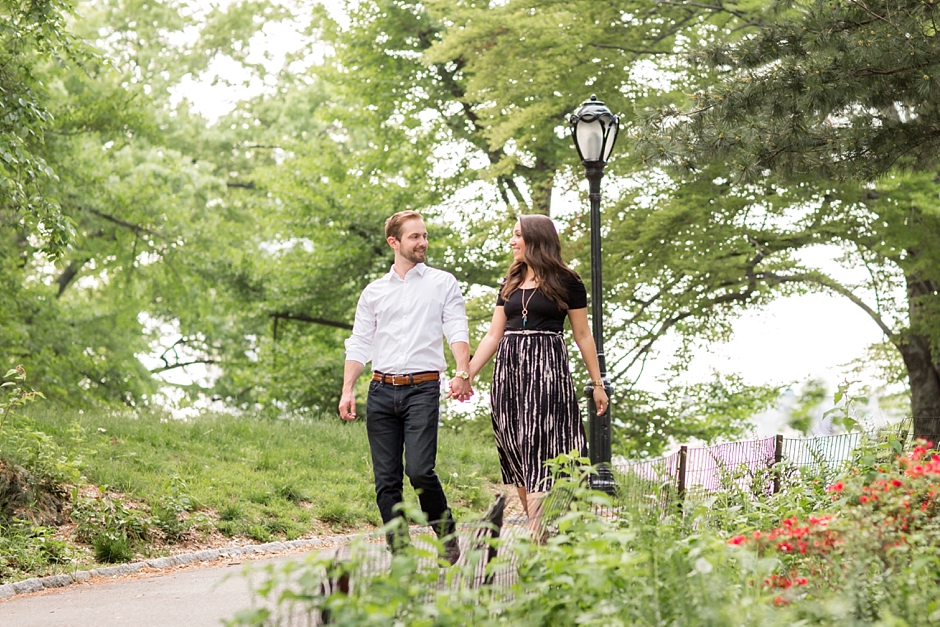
top-left (386, 262), bottom-right (428, 281)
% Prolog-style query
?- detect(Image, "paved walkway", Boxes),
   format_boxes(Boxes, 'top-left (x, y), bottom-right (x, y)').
top-left (0, 527), bottom-right (517, 626)
top-left (0, 554), bottom-right (298, 627)
top-left (0, 494), bottom-right (519, 626)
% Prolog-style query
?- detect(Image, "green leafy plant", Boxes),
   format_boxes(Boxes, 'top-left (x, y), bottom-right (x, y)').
top-left (823, 379), bottom-right (870, 434)
top-left (0, 519), bottom-right (75, 582)
top-left (0, 366), bottom-right (44, 434)
top-left (727, 437), bottom-right (940, 621)
top-left (92, 533), bottom-right (134, 564)
top-left (72, 489), bottom-right (152, 562)
top-left (152, 475), bottom-right (197, 542)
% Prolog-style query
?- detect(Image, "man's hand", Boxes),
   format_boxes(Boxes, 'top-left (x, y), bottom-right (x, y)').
top-left (339, 360), bottom-right (364, 420)
top-left (339, 391), bottom-right (357, 420)
top-left (447, 377), bottom-right (473, 402)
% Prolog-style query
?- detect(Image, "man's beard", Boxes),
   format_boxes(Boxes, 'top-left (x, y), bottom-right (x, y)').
top-left (402, 247), bottom-right (426, 264)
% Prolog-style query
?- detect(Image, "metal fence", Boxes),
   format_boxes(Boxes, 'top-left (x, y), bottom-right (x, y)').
top-left (611, 431), bottom-right (883, 514)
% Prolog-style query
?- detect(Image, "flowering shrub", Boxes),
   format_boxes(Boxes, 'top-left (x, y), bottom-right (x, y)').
top-left (230, 442), bottom-right (940, 626)
top-left (728, 438), bottom-right (940, 618)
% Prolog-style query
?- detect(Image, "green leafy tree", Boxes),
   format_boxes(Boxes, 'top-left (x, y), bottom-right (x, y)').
top-left (0, 0), bottom-right (279, 407)
top-left (0, 0), bottom-right (89, 256)
top-left (637, 0), bottom-right (940, 437)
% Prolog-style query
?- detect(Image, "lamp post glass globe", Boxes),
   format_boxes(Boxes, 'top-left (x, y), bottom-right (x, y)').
top-left (569, 95), bottom-right (620, 164)
top-left (569, 95), bottom-right (619, 495)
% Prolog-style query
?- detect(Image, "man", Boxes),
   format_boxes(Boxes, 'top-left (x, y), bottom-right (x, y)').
top-left (339, 210), bottom-right (472, 564)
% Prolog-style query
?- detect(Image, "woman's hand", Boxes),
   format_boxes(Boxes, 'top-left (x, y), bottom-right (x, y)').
top-left (592, 386), bottom-right (608, 416)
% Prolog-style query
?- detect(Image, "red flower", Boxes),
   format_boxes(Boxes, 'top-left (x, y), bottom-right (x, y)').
top-left (828, 482), bottom-right (844, 493)
top-left (728, 535), bottom-right (747, 545)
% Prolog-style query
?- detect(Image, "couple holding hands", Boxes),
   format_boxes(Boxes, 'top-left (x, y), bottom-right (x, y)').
top-left (338, 210), bottom-right (607, 561)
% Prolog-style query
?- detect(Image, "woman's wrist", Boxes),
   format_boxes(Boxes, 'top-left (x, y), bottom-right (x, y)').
top-left (591, 378), bottom-right (605, 388)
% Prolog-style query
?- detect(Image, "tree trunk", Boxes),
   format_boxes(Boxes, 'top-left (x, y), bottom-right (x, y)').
top-left (901, 272), bottom-right (940, 440)
top-left (899, 335), bottom-right (940, 439)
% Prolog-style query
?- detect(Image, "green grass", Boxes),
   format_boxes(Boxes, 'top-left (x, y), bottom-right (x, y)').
top-left (21, 407), bottom-right (503, 541)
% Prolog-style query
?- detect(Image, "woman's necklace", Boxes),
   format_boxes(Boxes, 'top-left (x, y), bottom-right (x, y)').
top-left (520, 282), bottom-right (537, 327)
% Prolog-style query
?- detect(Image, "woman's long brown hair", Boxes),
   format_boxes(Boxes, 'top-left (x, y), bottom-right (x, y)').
top-left (500, 214), bottom-right (580, 310)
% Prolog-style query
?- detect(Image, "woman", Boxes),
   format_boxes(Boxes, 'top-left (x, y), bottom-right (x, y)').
top-left (467, 215), bottom-right (608, 539)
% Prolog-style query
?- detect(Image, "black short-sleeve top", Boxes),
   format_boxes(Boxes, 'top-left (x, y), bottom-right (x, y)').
top-left (496, 274), bottom-right (588, 331)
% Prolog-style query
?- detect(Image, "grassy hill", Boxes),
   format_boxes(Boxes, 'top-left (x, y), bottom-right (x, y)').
top-left (0, 406), bottom-right (502, 583)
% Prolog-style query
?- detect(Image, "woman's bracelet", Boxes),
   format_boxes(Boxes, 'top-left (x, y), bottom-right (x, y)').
top-left (591, 379), bottom-right (605, 388)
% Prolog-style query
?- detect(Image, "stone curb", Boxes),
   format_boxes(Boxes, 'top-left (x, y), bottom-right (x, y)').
top-left (0, 522), bottom-right (499, 601)
top-left (0, 535), bottom-right (355, 601)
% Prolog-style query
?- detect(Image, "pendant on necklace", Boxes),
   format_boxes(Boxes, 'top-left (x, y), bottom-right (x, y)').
top-left (521, 286), bottom-right (533, 328)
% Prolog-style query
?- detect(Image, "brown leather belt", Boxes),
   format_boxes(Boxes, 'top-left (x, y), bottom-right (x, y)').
top-left (372, 371), bottom-right (440, 386)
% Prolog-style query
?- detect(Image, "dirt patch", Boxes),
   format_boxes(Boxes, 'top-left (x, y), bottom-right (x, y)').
top-left (0, 460), bottom-right (66, 525)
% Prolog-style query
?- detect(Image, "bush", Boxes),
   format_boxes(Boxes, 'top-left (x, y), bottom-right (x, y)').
top-left (227, 442), bottom-right (940, 627)
top-left (727, 437), bottom-right (940, 621)
top-left (92, 533), bottom-right (133, 564)
top-left (152, 476), bottom-right (197, 542)
top-left (226, 458), bottom-right (779, 626)
top-left (72, 490), bottom-right (152, 549)
top-left (0, 520), bottom-right (76, 582)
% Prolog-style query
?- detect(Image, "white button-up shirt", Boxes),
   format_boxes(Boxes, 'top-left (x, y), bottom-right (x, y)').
top-left (345, 263), bottom-right (469, 374)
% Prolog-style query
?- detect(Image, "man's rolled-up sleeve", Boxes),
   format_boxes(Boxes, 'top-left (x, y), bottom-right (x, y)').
top-left (344, 291), bottom-right (376, 365)
top-left (441, 276), bottom-right (469, 346)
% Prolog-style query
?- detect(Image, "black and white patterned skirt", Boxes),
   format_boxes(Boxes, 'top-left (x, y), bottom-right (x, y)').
top-left (490, 329), bottom-right (587, 493)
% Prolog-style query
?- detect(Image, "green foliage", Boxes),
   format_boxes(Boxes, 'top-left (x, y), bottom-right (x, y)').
top-left (639, 0), bottom-right (940, 183)
top-left (0, 423), bottom-right (84, 488)
top-left (23, 404), bottom-right (501, 538)
top-left (226, 462), bottom-right (771, 626)
top-left (0, 519), bottom-right (75, 582)
top-left (152, 476), bottom-right (198, 542)
top-left (728, 436), bottom-right (940, 621)
top-left (0, 368), bottom-right (85, 538)
top-left (230, 441), bottom-right (940, 626)
top-left (0, 0), bottom-right (89, 257)
top-left (788, 378), bottom-right (828, 434)
top-left (635, 0), bottom-right (940, 433)
top-left (0, 382), bottom-right (86, 488)
top-left (1, 366), bottom-right (44, 433)
top-left (614, 372), bottom-right (780, 458)
top-left (71, 489), bottom-right (152, 547)
top-left (91, 533), bottom-right (133, 564)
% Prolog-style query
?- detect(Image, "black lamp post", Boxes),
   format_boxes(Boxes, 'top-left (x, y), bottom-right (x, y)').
top-left (569, 94), bottom-right (619, 495)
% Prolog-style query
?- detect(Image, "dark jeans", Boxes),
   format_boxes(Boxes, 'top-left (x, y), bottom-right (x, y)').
top-left (365, 379), bottom-right (454, 541)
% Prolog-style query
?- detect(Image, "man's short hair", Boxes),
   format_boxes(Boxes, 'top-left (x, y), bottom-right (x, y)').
top-left (385, 210), bottom-right (423, 240)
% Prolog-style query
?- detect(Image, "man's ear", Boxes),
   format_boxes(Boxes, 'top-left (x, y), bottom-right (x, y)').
top-left (387, 236), bottom-right (398, 251)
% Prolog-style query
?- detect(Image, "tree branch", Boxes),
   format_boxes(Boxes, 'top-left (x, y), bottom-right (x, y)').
top-left (270, 312), bottom-right (353, 331)
top-left (55, 258), bottom-right (89, 298)
top-left (654, 0), bottom-right (754, 22)
top-left (151, 359), bottom-right (218, 374)
top-left (84, 207), bottom-right (165, 239)
top-left (590, 43), bottom-right (671, 55)
top-left (763, 271), bottom-right (896, 338)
